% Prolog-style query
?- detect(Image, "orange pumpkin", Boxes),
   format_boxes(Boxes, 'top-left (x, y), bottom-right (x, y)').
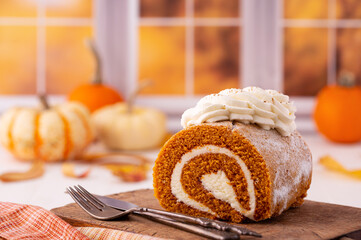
top-left (69, 84), bottom-right (123, 113)
top-left (68, 39), bottom-right (123, 112)
top-left (313, 73), bottom-right (361, 143)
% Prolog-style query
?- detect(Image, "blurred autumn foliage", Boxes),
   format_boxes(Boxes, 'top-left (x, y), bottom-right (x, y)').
top-left (337, 28), bottom-right (361, 86)
top-left (138, 26), bottom-right (186, 95)
top-left (194, 0), bottom-right (240, 18)
top-left (194, 26), bottom-right (240, 94)
top-left (284, 28), bottom-right (328, 96)
top-left (140, 0), bottom-right (185, 17)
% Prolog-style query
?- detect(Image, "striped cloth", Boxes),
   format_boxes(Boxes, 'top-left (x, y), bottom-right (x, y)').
top-left (0, 202), bottom-right (165, 240)
top-left (0, 202), bottom-right (88, 240)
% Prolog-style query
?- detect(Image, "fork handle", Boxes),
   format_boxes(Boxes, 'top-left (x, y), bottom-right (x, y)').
top-left (137, 208), bottom-right (261, 238)
top-left (135, 211), bottom-right (240, 240)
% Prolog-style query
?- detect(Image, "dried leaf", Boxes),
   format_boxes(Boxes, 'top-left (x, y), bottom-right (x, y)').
top-left (0, 160), bottom-right (44, 182)
top-left (79, 152), bottom-right (151, 182)
top-left (104, 164), bottom-right (149, 182)
top-left (62, 153), bottom-right (151, 181)
top-left (319, 155), bottom-right (361, 180)
top-left (62, 162), bottom-right (91, 178)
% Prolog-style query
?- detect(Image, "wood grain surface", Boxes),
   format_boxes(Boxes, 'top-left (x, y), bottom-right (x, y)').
top-left (51, 189), bottom-right (361, 240)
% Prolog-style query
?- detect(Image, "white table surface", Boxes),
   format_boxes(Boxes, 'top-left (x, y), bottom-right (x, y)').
top-left (0, 132), bottom-right (360, 211)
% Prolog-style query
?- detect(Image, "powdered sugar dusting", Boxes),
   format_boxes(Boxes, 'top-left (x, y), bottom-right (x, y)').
top-left (231, 122), bottom-right (312, 215)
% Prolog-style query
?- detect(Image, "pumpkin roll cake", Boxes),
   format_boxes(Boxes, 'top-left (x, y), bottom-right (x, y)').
top-left (153, 87), bottom-right (312, 223)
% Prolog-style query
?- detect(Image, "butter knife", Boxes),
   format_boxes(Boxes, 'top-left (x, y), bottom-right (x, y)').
top-left (136, 211), bottom-right (240, 240)
top-left (95, 194), bottom-right (261, 238)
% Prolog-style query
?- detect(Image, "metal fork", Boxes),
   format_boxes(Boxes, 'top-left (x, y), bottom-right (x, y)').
top-left (66, 186), bottom-right (241, 240)
top-left (66, 186), bottom-right (137, 220)
top-left (69, 185), bottom-right (261, 238)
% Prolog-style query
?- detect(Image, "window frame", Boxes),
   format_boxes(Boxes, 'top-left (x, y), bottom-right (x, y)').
top-left (4, 0), bottom-right (354, 133)
top-left (95, 0), bottom-right (317, 132)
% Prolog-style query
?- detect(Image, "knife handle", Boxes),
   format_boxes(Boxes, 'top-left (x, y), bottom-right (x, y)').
top-left (135, 211), bottom-right (240, 240)
top-left (138, 208), bottom-right (261, 238)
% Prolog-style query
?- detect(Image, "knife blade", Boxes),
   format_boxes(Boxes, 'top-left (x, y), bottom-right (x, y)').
top-left (94, 194), bottom-right (262, 238)
top-left (94, 194), bottom-right (240, 240)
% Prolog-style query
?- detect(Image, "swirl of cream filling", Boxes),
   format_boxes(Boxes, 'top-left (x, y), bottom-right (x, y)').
top-left (171, 145), bottom-right (256, 219)
top-left (181, 87), bottom-right (296, 136)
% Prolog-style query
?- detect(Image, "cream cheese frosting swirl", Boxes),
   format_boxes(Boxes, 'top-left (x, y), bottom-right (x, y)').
top-left (181, 87), bottom-right (297, 136)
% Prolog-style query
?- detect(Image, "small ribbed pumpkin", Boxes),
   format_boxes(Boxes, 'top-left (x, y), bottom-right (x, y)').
top-left (92, 80), bottom-right (167, 150)
top-left (0, 96), bottom-right (94, 162)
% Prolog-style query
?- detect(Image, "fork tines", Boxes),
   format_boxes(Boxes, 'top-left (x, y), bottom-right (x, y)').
top-left (67, 185), bottom-right (122, 220)
top-left (68, 185), bottom-right (101, 209)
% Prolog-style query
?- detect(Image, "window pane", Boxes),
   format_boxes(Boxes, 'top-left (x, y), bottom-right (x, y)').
top-left (46, 26), bottom-right (94, 94)
top-left (284, 28), bottom-right (328, 96)
top-left (0, 26), bottom-right (36, 94)
top-left (138, 27), bottom-right (186, 95)
top-left (194, 0), bottom-right (240, 18)
top-left (140, 0), bottom-right (185, 18)
top-left (336, 0), bottom-right (361, 19)
top-left (0, 0), bottom-right (36, 17)
top-left (337, 28), bottom-right (361, 84)
top-left (46, 0), bottom-right (92, 18)
top-left (194, 26), bottom-right (240, 94)
top-left (284, 0), bottom-right (328, 19)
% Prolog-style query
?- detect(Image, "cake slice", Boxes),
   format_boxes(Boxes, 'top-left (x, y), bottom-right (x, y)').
top-left (153, 87), bottom-right (312, 223)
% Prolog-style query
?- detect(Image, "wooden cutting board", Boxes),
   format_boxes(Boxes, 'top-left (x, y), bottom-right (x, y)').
top-left (52, 189), bottom-right (361, 240)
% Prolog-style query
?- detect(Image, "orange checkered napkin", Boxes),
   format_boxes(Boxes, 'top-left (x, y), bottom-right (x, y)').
top-left (0, 202), bottom-right (89, 240)
top-left (0, 202), bottom-right (166, 240)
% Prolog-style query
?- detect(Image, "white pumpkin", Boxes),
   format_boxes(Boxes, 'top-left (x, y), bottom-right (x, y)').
top-left (0, 100), bottom-right (94, 162)
top-left (92, 103), bottom-right (166, 150)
